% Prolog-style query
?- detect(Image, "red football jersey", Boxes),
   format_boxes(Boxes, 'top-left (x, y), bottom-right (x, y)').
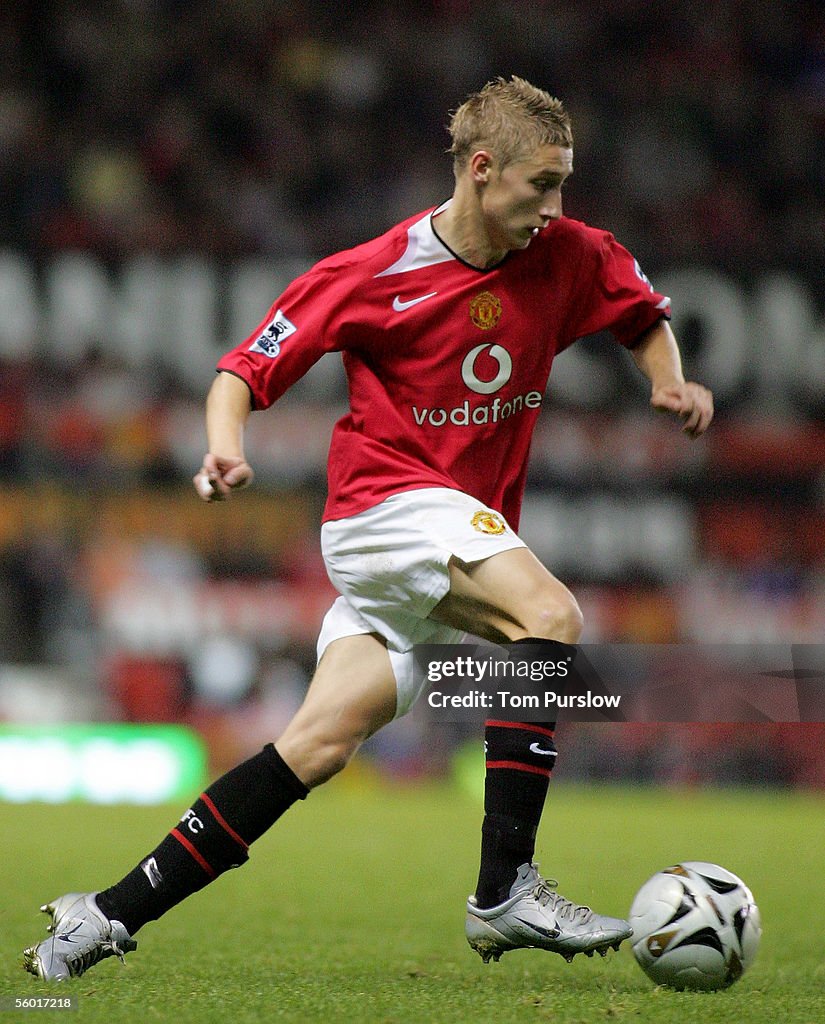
top-left (217, 202), bottom-right (670, 529)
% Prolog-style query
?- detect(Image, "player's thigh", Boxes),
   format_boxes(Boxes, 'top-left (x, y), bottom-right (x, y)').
top-left (429, 546), bottom-right (583, 643)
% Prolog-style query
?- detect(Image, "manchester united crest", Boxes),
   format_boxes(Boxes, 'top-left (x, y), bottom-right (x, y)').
top-left (469, 291), bottom-right (502, 330)
top-left (471, 510), bottom-right (506, 535)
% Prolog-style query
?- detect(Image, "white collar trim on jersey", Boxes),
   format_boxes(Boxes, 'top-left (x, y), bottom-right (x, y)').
top-left (374, 200), bottom-right (455, 277)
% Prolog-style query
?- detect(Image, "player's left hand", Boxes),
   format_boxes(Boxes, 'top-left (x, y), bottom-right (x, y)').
top-left (650, 381), bottom-right (714, 438)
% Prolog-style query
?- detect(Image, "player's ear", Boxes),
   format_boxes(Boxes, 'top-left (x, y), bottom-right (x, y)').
top-left (469, 150), bottom-right (494, 183)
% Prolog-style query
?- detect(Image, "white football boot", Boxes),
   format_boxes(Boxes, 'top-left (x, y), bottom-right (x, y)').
top-left (466, 863), bottom-right (632, 963)
top-left (22, 893), bottom-right (136, 981)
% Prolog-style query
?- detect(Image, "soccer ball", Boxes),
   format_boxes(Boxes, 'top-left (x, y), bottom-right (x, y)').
top-left (629, 861), bottom-right (761, 991)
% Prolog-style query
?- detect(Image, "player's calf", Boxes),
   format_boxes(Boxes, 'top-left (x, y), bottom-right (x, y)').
top-left (475, 638), bottom-right (577, 909)
top-left (22, 743), bottom-right (308, 979)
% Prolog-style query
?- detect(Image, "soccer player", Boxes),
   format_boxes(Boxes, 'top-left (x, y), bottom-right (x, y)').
top-left (23, 77), bottom-right (713, 980)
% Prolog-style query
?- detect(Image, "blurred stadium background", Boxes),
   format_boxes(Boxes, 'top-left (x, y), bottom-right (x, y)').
top-left (1, 0), bottom-right (824, 798)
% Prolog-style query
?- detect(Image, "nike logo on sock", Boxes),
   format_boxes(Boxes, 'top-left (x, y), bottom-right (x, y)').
top-left (142, 856), bottom-right (163, 889)
top-left (392, 291), bottom-right (437, 311)
top-left (529, 742), bottom-right (558, 757)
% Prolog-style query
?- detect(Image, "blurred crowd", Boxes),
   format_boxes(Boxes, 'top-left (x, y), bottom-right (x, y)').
top-left (1, 0), bottom-right (824, 277)
top-left (1, 1), bottom-right (824, 783)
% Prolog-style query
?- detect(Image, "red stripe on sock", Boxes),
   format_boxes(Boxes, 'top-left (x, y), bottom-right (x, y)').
top-left (485, 759), bottom-right (553, 777)
top-left (170, 828), bottom-right (216, 879)
top-left (200, 793), bottom-right (249, 852)
top-left (484, 720), bottom-right (555, 738)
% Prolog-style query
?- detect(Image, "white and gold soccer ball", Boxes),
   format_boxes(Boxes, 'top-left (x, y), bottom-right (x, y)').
top-left (629, 861), bottom-right (761, 991)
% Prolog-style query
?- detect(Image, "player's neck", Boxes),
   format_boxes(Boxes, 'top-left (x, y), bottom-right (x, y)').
top-left (434, 196), bottom-right (507, 270)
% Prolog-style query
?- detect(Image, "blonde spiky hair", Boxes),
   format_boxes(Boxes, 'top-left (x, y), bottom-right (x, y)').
top-left (447, 76), bottom-right (572, 170)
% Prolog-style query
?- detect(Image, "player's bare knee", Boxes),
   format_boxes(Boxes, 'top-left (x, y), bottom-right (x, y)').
top-left (306, 733), bottom-right (361, 785)
top-left (282, 710), bottom-right (370, 787)
top-left (528, 593), bottom-right (583, 643)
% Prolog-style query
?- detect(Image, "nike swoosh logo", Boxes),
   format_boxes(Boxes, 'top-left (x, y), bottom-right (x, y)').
top-left (56, 923), bottom-right (84, 943)
top-left (392, 291), bottom-right (437, 311)
top-left (529, 742), bottom-right (557, 757)
top-left (515, 917), bottom-right (560, 939)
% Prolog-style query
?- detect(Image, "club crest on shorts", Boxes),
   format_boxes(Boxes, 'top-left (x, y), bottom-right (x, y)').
top-left (469, 291), bottom-right (502, 330)
top-left (249, 309), bottom-right (297, 357)
top-left (471, 510), bottom-right (506, 535)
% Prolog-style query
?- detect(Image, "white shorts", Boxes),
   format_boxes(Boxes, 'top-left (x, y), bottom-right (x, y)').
top-left (317, 487), bottom-right (526, 717)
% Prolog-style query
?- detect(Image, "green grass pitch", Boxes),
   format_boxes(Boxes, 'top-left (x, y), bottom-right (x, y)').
top-left (2, 776), bottom-right (824, 1024)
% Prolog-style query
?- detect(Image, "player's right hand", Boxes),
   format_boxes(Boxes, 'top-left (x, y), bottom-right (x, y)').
top-left (193, 453), bottom-right (254, 502)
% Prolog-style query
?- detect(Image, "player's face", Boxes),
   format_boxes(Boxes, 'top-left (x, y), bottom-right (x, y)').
top-left (481, 145), bottom-right (573, 251)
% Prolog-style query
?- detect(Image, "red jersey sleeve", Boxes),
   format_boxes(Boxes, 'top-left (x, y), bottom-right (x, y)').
top-left (566, 229), bottom-right (671, 349)
top-left (216, 264), bottom-right (351, 410)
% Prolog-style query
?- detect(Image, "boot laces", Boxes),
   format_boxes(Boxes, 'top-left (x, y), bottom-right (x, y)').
top-left (67, 938), bottom-right (125, 977)
top-left (532, 877), bottom-right (594, 924)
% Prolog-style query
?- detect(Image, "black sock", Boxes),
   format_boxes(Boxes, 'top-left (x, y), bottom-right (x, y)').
top-left (475, 637), bottom-right (572, 909)
top-left (96, 743), bottom-right (307, 935)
